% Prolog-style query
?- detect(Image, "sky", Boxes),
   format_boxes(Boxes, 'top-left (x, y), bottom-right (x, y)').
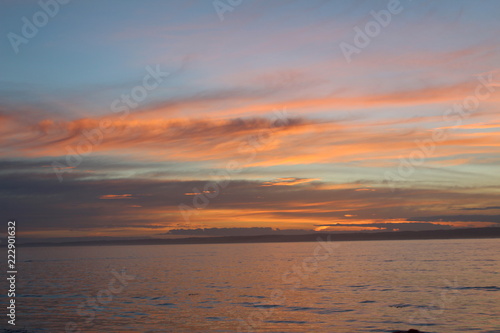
top-left (1, 0), bottom-right (500, 240)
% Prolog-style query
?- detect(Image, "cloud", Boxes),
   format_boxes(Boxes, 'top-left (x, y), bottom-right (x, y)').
top-left (162, 227), bottom-right (313, 237)
top-left (261, 177), bottom-right (319, 186)
top-left (458, 206), bottom-right (500, 211)
top-left (3, 163), bottom-right (500, 238)
top-left (314, 222), bottom-right (455, 232)
top-left (0, 106), bottom-right (321, 162)
top-left (407, 215), bottom-right (500, 223)
top-left (99, 194), bottom-right (134, 200)
top-left (1, 70), bottom-right (499, 179)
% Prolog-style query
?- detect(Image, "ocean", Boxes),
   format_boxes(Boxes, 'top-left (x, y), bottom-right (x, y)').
top-left (7, 238), bottom-right (500, 332)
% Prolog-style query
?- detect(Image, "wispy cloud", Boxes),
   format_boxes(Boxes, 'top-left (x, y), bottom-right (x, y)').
top-left (99, 194), bottom-right (134, 200)
top-left (261, 177), bottom-right (319, 186)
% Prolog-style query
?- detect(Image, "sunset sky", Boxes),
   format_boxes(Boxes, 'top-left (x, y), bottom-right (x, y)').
top-left (1, 0), bottom-right (500, 239)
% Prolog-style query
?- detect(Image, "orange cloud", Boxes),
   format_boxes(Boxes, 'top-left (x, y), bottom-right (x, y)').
top-left (99, 194), bottom-right (133, 200)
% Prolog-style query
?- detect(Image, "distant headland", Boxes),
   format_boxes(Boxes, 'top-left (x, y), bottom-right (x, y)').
top-left (19, 227), bottom-right (500, 247)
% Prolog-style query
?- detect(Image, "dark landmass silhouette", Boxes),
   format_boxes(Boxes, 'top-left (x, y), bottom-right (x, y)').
top-left (20, 227), bottom-right (500, 247)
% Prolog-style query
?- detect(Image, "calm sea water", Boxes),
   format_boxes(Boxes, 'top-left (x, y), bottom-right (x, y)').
top-left (4, 238), bottom-right (500, 332)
